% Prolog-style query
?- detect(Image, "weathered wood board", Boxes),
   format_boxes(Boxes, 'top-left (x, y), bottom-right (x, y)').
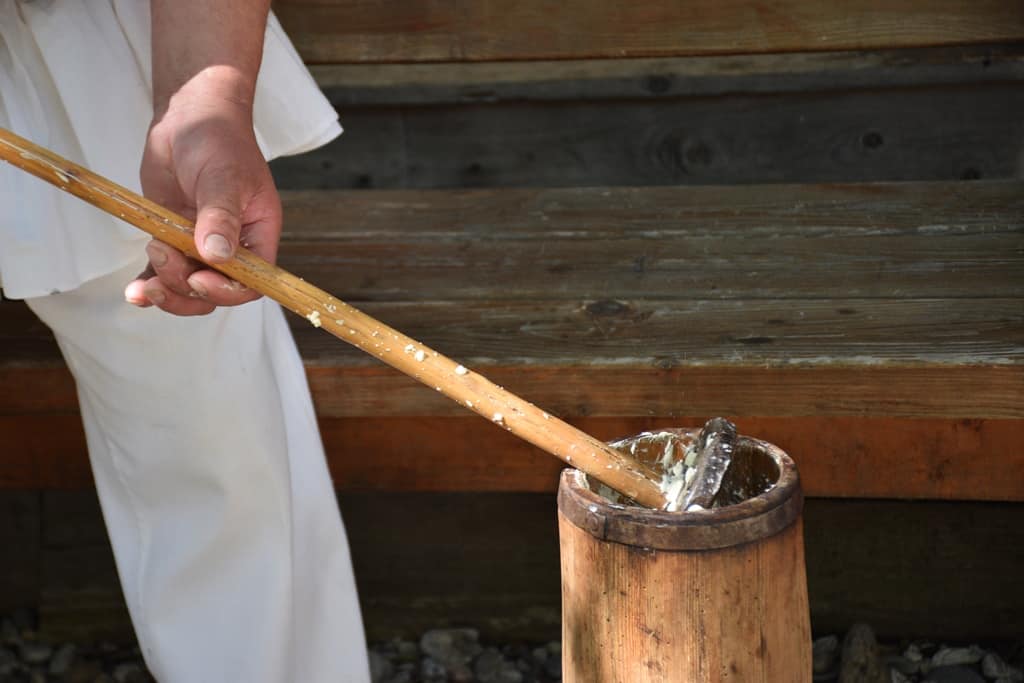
top-left (274, 45), bottom-right (1024, 190)
top-left (278, 182), bottom-right (1024, 302)
top-left (310, 45), bottom-right (1024, 106)
top-left (12, 491), bottom-right (1023, 643)
top-left (272, 83), bottom-right (1024, 189)
top-left (272, 0), bottom-right (1024, 63)
top-left (3, 415), bottom-right (1022, 501)
top-left (2, 180), bottom-right (1020, 497)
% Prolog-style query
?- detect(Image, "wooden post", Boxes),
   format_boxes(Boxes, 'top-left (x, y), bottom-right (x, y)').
top-left (557, 432), bottom-right (811, 682)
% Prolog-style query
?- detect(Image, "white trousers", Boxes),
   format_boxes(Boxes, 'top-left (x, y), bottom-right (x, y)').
top-left (25, 254), bottom-right (370, 683)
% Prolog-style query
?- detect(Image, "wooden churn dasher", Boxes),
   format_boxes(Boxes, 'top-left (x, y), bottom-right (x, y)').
top-left (557, 423), bottom-right (812, 682)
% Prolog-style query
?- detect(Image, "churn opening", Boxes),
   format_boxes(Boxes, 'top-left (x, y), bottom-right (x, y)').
top-left (557, 428), bottom-right (803, 552)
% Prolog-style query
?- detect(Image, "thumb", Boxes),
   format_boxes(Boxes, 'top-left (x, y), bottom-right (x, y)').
top-left (192, 165), bottom-right (244, 264)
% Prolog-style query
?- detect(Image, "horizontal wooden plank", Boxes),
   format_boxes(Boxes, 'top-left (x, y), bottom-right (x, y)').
top-left (2, 334), bottom-right (1020, 419)
top-left (278, 182), bottom-right (1024, 243)
top-left (287, 299), bottom-right (1022, 365)
top-left (3, 415), bottom-right (1021, 501)
top-left (7, 185), bottom-right (1023, 311)
top-left (323, 417), bottom-right (1024, 501)
top-left (2, 299), bottom-right (1020, 417)
top-left (6, 297), bottom-right (1020, 369)
top-left (272, 183), bottom-right (1024, 300)
top-left (304, 364), bottom-right (1024, 419)
top-left (272, 0), bottom-right (1024, 63)
top-left (312, 44), bottom-right (1024, 105)
top-left (273, 83), bottom-right (1024, 189)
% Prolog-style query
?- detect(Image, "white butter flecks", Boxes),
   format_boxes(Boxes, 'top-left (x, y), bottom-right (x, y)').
top-left (684, 444), bottom-right (698, 468)
top-left (455, 365), bottom-right (468, 375)
top-left (492, 413), bottom-right (504, 424)
top-left (306, 311), bottom-right (322, 328)
top-left (414, 350), bottom-right (426, 362)
top-left (663, 479), bottom-right (686, 512)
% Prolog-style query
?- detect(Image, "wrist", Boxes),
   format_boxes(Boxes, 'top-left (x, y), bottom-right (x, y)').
top-left (154, 65), bottom-right (256, 123)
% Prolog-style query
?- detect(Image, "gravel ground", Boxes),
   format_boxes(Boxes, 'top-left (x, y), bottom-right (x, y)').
top-left (1, 608), bottom-right (1021, 682)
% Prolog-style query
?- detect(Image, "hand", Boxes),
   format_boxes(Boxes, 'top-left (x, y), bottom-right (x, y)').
top-left (124, 91), bottom-right (282, 316)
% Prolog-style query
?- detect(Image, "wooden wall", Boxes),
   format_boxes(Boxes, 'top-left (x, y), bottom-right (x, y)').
top-left (2, 2), bottom-right (1022, 646)
top-left (264, 21), bottom-right (1024, 642)
top-left (271, 46), bottom-right (1024, 191)
top-left (272, 0), bottom-right (1024, 63)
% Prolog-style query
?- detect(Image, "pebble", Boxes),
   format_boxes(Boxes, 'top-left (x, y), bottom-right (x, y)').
top-left (0, 608), bottom-right (1020, 683)
top-left (370, 649), bottom-right (395, 683)
top-left (839, 623), bottom-right (888, 683)
top-left (419, 628), bottom-right (483, 671)
top-left (20, 640), bottom-right (53, 665)
top-left (113, 661), bottom-right (148, 683)
top-left (474, 647), bottom-right (523, 683)
top-left (922, 664), bottom-right (986, 683)
top-left (931, 646), bottom-right (986, 669)
top-left (543, 653), bottom-right (562, 680)
top-left (49, 643), bottom-right (76, 675)
top-left (421, 656), bottom-right (447, 681)
top-left (889, 654), bottom-right (922, 676)
top-left (982, 653), bottom-right (1024, 682)
top-left (813, 634), bottom-right (840, 676)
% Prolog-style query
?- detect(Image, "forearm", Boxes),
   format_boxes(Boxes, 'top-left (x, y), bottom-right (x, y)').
top-left (151, 0), bottom-right (271, 118)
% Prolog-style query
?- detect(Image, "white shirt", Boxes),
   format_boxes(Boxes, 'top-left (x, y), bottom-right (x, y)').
top-left (0, 0), bottom-right (341, 299)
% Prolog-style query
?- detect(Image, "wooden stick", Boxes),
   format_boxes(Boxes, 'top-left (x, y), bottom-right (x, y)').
top-left (0, 127), bottom-right (667, 508)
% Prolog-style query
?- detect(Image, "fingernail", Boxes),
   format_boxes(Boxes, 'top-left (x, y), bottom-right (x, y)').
top-left (203, 234), bottom-right (232, 260)
top-left (146, 241), bottom-right (169, 267)
top-left (144, 287), bottom-right (166, 305)
top-left (125, 292), bottom-right (148, 307)
top-left (188, 278), bottom-right (208, 298)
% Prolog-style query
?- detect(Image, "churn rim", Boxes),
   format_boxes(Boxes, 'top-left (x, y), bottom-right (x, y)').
top-left (557, 435), bottom-right (803, 551)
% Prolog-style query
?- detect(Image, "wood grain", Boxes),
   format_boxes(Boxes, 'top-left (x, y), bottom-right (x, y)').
top-left (3, 415), bottom-right (1021, 501)
top-left (272, 0), bottom-right (1024, 63)
top-left (2, 181), bottom-right (1019, 491)
top-left (559, 498), bottom-right (811, 681)
top-left (310, 44), bottom-right (1024, 105)
top-left (1, 361), bottom-right (1019, 421)
top-left (273, 84), bottom-right (1024, 189)
top-left (272, 183), bottom-right (1024, 301)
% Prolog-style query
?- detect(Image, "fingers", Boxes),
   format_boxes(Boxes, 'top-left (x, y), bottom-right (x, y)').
top-left (185, 269), bottom-right (259, 307)
top-left (125, 239), bottom-right (257, 314)
top-left (193, 165), bottom-right (243, 264)
top-left (124, 271), bottom-right (217, 317)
